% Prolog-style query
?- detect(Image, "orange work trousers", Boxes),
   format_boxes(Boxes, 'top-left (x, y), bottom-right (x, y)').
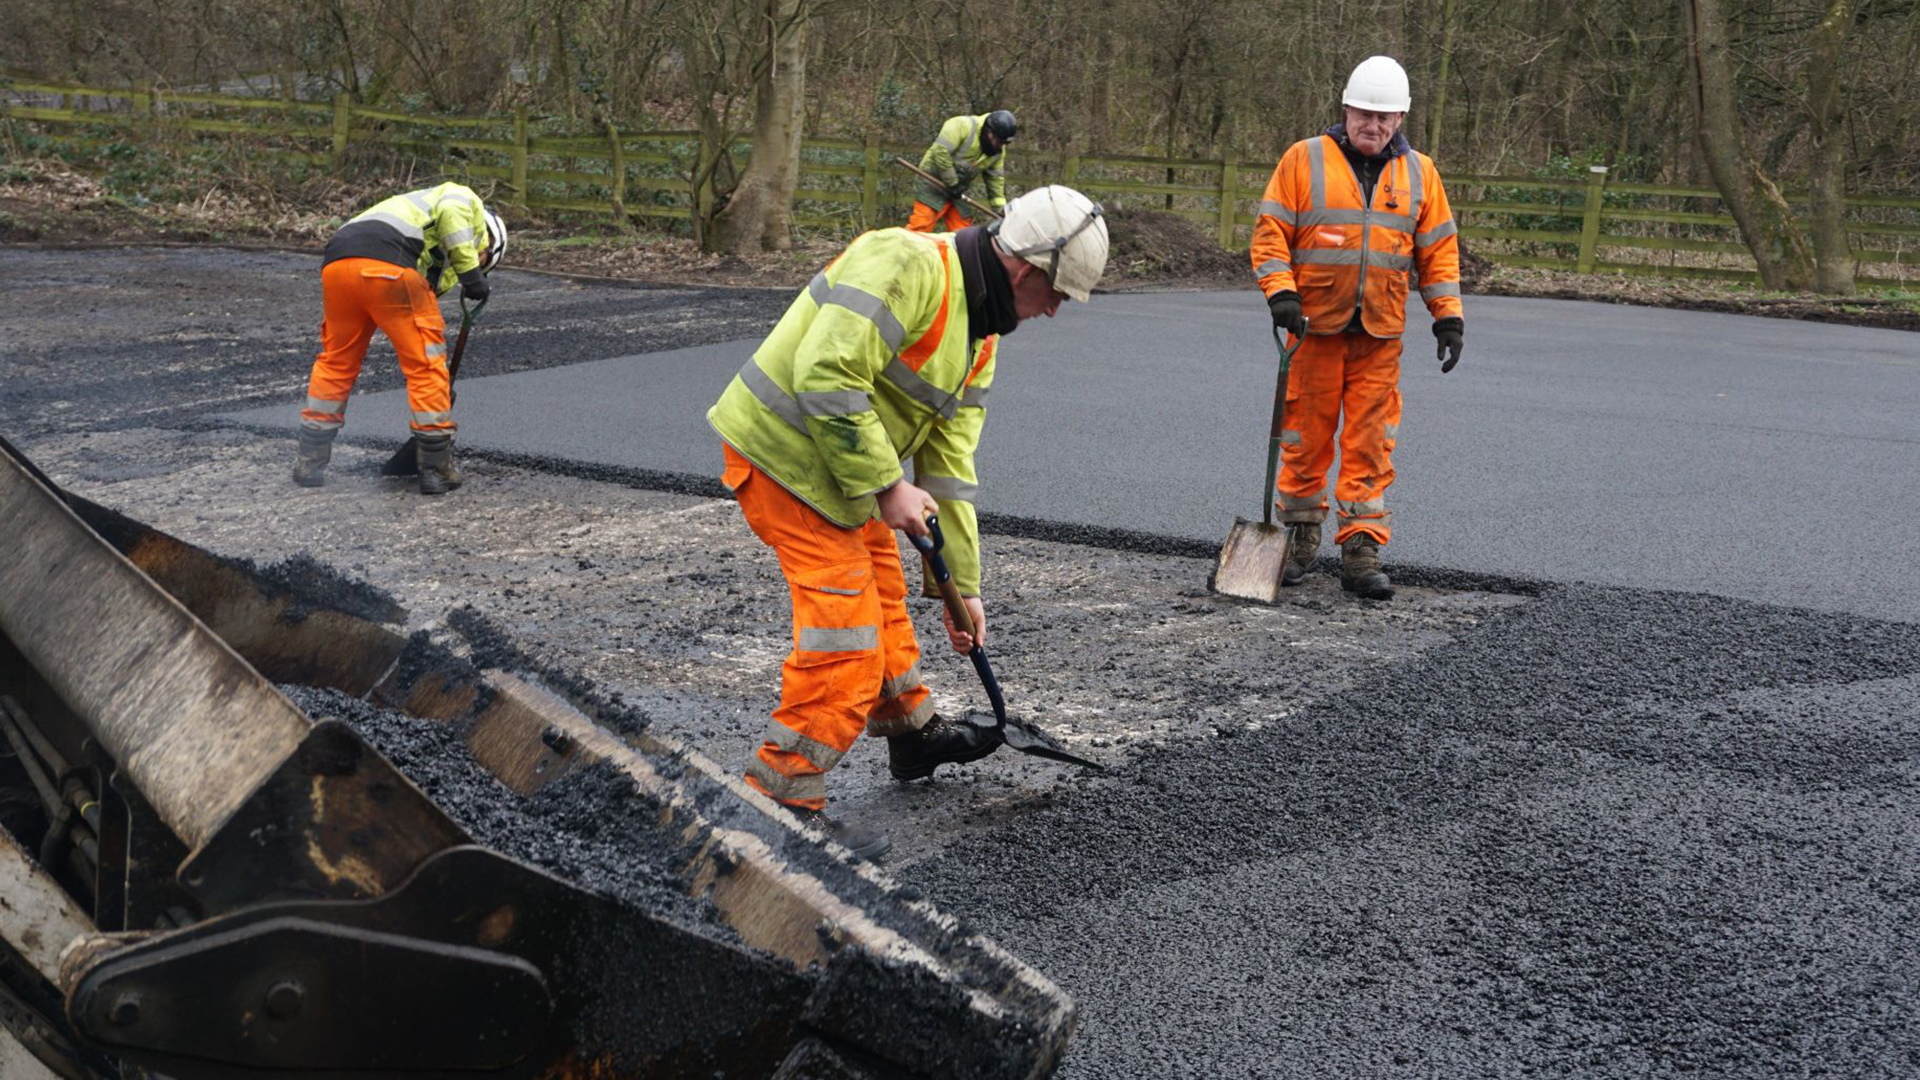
top-left (724, 444), bottom-right (934, 809)
top-left (299, 257), bottom-right (454, 436)
top-left (906, 200), bottom-right (970, 233)
top-left (1275, 331), bottom-right (1403, 545)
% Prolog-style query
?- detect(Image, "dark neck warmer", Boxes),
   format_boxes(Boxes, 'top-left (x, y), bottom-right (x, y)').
top-left (954, 225), bottom-right (1019, 339)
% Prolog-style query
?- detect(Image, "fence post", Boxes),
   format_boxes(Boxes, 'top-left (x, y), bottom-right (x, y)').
top-left (1064, 154), bottom-right (1081, 186)
top-left (330, 93), bottom-right (350, 170)
top-left (608, 122), bottom-right (628, 229)
top-left (1217, 153), bottom-right (1239, 250)
top-left (512, 105), bottom-right (530, 205)
top-left (862, 133), bottom-right (880, 227)
top-left (130, 82), bottom-right (151, 127)
top-left (1577, 164), bottom-right (1609, 274)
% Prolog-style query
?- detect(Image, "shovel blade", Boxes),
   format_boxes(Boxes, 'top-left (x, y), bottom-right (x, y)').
top-left (1211, 517), bottom-right (1290, 603)
top-left (970, 713), bottom-right (1105, 770)
top-left (380, 437), bottom-right (421, 476)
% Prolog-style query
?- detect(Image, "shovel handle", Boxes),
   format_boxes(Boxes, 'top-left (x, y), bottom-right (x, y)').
top-left (905, 514), bottom-right (977, 637)
top-left (892, 156), bottom-right (1004, 221)
top-left (1262, 321), bottom-right (1306, 526)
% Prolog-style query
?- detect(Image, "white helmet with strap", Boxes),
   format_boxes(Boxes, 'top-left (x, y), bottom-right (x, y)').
top-left (992, 185), bottom-right (1109, 303)
top-left (481, 208), bottom-right (508, 274)
top-left (1343, 55), bottom-right (1412, 113)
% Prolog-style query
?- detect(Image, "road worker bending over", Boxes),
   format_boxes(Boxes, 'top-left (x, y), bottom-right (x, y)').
top-left (293, 182), bottom-right (504, 494)
top-left (907, 110), bottom-right (1016, 233)
top-left (709, 185), bottom-right (1109, 860)
top-left (1251, 55), bottom-right (1465, 600)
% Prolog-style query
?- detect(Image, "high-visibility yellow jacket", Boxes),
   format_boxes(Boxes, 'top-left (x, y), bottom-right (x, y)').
top-left (1251, 134), bottom-right (1463, 338)
top-left (918, 114), bottom-right (1008, 210)
top-left (708, 228), bottom-right (999, 594)
top-left (323, 182), bottom-right (494, 296)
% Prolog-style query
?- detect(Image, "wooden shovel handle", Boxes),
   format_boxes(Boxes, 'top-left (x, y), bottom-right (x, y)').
top-left (906, 513), bottom-right (976, 635)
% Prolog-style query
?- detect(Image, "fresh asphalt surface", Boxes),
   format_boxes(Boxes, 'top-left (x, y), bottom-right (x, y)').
top-left (225, 287), bottom-right (1920, 623)
top-left (6, 249), bottom-right (1916, 1077)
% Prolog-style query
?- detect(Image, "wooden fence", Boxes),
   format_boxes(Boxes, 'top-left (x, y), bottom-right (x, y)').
top-left (5, 73), bottom-right (1918, 287)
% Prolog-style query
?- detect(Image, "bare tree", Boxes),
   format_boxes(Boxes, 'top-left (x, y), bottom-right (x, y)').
top-left (709, 0), bottom-right (810, 252)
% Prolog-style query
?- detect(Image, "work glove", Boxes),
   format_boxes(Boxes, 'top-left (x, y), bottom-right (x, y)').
top-left (1266, 290), bottom-right (1306, 337)
top-left (1432, 317), bottom-right (1464, 373)
top-left (946, 184), bottom-right (967, 203)
top-left (460, 273), bottom-right (491, 304)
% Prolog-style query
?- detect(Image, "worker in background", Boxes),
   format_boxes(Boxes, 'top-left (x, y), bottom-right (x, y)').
top-left (292, 182), bottom-right (506, 494)
top-left (907, 110), bottom-right (1017, 233)
top-left (1250, 55), bottom-right (1464, 600)
top-left (710, 185), bottom-right (1109, 860)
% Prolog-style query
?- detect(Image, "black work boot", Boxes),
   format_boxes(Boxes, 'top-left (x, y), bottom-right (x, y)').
top-left (414, 433), bottom-right (463, 495)
top-left (788, 806), bottom-right (891, 862)
top-left (291, 429), bottom-right (334, 488)
top-left (1281, 522), bottom-right (1321, 586)
top-left (888, 713), bottom-right (1003, 781)
top-left (1340, 534), bottom-right (1394, 600)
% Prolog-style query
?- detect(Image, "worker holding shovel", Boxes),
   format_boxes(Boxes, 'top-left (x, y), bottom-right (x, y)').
top-left (708, 185), bottom-right (1107, 860)
top-left (292, 182), bottom-right (505, 495)
top-left (1250, 55), bottom-right (1465, 599)
top-left (906, 110), bottom-right (1017, 233)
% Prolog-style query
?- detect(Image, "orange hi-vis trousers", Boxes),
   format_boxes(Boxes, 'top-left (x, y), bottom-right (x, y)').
top-left (1275, 331), bottom-right (1403, 545)
top-left (723, 444), bottom-right (935, 809)
top-left (300, 258), bottom-right (454, 437)
top-left (906, 200), bottom-right (970, 233)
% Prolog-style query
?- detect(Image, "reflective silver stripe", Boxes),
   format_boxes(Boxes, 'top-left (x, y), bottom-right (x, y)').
top-left (305, 395), bottom-right (347, 414)
top-left (1280, 429), bottom-right (1303, 447)
top-left (1255, 258), bottom-right (1292, 279)
top-left (1421, 281), bottom-right (1462, 301)
top-left (808, 272), bottom-right (905, 354)
top-left (959, 384), bottom-right (989, 408)
top-left (412, 410), bottom-right (453, 426)
top-left (866, 695), bottom-right (936, 736)
top-left (1294, 249), bottom-right (1365, 266)
top-left (406, 191), bottom-right (435, 214)
top-left (1338, 497), bottom-right (1388, 517)
top-left (1258, 199), bottom-right (1295, 224)
top-left (1297, 208), bottom-right (1368, 228)
top-left (1306, 137), bottom-right (1327, 209)
top-left (881, 662), bottom-right (924, 699)
top-left (765, 722), bottom-right (847, 772)
top-left (1364, 211), bottom-right (1416, 234)
top-left (1406, 153), bottom-right (1424, 228)
top-left (745, 757), bottom-right (826, 803)
top-left (424, 342), bottom-right (447, 359)
top-left (301, 416), bottom-right (345, 432)
top-left (797, 625), bottom-right (879, 653)
top-left (441, 227), bottom-right (474, 249)
top-left (918, 474), bottom-right (978, 503)
top-left (360, 211), bottom-right (423, 240)
top-left (1416, 219), bottom-right (1458, 247)
top-left (1367, 250), bottom-right (1414, 271)
top-left (882, 357), bottom-right (957, 418)
top-left (1384, 423), bottom-right (1400, 441)
top-left (796, 389), bottom-right (874, 417)
top-left (739, 361), bottom-right (809, 435)
top-left (1279, 491), bottom-right (1325, 510)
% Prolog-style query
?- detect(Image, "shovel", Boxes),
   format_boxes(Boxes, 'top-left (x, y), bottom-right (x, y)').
top-left (906, 515), bottom-right (1103, 770)
top-left (891, 156), bottom-right (1004, 222)
top-left (382, 294), bottom-right (486, 476)
top-left (1211, 322), bottom-right (1307, 603)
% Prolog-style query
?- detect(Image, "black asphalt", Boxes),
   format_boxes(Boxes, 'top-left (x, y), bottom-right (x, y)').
top-left (219, 282), bottom-right (1920, 623)
top-left (7, 247), bottom-right (1919, 1079)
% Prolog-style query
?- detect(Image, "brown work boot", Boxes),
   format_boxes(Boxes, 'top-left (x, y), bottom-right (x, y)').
top-left (291, 429), bottom-right (334, 488)
top-left (414, 433), bottom-right (463, 495)
top-left (788, 806), bottom-right (890, 862)
top-left (888, 713), bottom-right (1003, 781)
top-left (1281, 522), bottom-right (1320, 586)
top-left (1340, 533), bottom-right (1394, 600)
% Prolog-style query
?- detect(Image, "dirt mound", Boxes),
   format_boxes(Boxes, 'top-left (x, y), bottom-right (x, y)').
top-left (1102, 208), bottom-right (1246, 288)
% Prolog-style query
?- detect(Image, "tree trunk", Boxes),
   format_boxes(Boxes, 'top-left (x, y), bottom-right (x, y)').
top-left (1427, 0), bottom-right (1456, 155)
top-left (708, 0), bottom-right (809, 253)
top-left (1805, 0), bottom-right (1857, 295)
top-left (1684, 0), bottom-right (1816, 290)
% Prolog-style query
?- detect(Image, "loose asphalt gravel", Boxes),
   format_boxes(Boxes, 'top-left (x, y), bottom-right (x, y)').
top-left (4, 246), bottom-right (1917, 1078)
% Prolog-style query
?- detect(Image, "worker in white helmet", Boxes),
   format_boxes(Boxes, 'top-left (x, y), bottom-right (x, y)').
top-left (707, 186), bottom-right (1108, 860)
top-left (1249, 55), bottom-right (1465, 600)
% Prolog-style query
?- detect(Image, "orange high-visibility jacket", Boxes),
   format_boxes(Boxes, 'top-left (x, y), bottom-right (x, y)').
top-left (1251, 134), bottom-right (1463, 338)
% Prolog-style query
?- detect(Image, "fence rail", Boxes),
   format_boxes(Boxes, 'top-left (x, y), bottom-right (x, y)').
top-left (5, 73), bottom-right (1918, 287)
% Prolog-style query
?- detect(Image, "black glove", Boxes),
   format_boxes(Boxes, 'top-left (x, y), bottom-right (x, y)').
top-left (946, 184), bottom-right (966, 203)
top-left (1267, 291), bottom-right (1306, 337)
top-left (460, 272), bottom-right (490, 304)
top-left (1433, 317), bottom-right (1463, 373)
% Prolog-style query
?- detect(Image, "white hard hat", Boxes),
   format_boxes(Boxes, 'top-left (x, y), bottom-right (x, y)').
top-left (993, 184), bottom-right (1109, 303)
top-left (481, 208), bottom-right (508, 273)
top-left (1343, 55), bottom-right (1411, 113)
